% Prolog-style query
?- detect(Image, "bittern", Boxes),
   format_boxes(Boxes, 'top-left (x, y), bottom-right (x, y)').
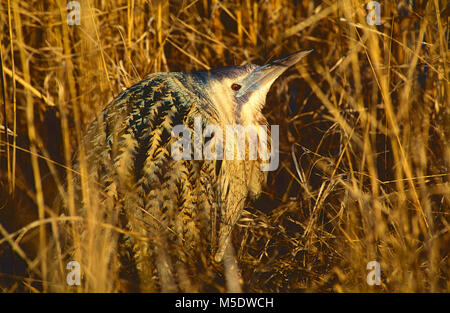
top-left (63, 50), bottom-right (311, 291)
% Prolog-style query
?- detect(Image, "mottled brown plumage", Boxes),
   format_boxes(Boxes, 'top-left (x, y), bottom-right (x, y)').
top-left (56, 50), bottom-right (311, 291)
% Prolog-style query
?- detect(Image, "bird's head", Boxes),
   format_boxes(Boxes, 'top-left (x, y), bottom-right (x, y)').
top-left (191, 50), bottom-right (312, 125)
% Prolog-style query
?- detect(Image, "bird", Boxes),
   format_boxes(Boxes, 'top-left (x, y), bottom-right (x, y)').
top-left (59, 50), bottom-right (311, 292)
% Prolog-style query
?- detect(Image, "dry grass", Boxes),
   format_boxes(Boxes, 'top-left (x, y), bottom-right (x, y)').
top-left (0, 0), bottom-right (449, 292)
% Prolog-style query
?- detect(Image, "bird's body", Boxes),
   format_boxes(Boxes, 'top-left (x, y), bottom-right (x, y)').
top-left (57, 50), bottom-right (311, 291)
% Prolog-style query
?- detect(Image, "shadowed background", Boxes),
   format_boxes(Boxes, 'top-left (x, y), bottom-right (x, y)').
top-left (0, 0), bottom-right (449, 292)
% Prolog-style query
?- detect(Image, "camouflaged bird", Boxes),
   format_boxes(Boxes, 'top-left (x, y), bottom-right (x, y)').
top-left (61, 50), bottom-right (311, 291)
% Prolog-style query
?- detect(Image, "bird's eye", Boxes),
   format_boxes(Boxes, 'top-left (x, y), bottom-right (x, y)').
top-left (231, 83), bottom-right (241, 91)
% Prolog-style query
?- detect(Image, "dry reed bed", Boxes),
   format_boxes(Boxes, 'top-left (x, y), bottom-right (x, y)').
top-left (0, 0), bottom-right (449, 292)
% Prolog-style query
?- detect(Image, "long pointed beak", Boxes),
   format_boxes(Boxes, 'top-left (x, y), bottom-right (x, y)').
top-left (236, 49), bottom-right (312, 98)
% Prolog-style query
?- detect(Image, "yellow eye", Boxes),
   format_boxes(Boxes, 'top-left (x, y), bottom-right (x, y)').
top-left (231, 83), bottom-right (241, 91)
